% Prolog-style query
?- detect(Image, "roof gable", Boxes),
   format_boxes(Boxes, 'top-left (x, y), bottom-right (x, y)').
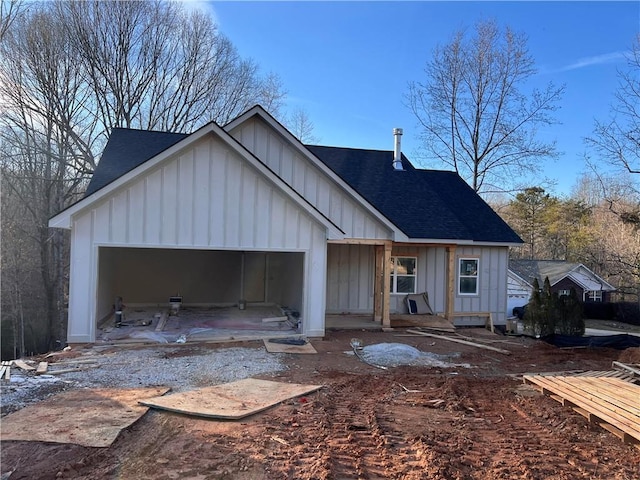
top-left (55, 106), bottom-right (522, 245)
top-left (508, 260), bottom-right (615, 291)
top-left (49, 123), bottom-right (345, 239)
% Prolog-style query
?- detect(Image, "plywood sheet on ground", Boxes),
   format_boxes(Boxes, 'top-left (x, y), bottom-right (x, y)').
top-left (140, 378), bottom-right (322, 420)
top-left (263, 339), bottom-right (317, 354)
top-left (390, 314), bottom-right (455, 331)
top-left (0, 387), bottom-right (169, 447)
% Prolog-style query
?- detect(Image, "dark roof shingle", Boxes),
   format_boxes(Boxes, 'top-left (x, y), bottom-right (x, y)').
top-left (85, 128), bottom-right (187, 196)
top-left (306, 145), bottom-right (522, 243)
top-left (85, 129), bottom-right (522, 243)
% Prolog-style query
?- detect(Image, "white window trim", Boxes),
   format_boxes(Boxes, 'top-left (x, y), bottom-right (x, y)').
top-left (458, 257), bottom-right (479, 296)
top-left (585, 290), bottom-right (603, 302)
top-left (390, 256), bottom-right (417, 295)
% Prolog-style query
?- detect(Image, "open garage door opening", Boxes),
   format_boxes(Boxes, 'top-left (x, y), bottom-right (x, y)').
top-left (95, 247), bottom-right (304, 343)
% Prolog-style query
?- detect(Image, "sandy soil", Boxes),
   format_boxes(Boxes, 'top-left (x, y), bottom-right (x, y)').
top-left (2, 329), bottom-right (640, 479)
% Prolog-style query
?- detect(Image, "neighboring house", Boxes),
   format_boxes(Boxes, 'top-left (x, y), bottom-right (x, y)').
top-left (49, 106), bottom-right (523, 344)
top-left (508, 259), bottom-right (616, 314)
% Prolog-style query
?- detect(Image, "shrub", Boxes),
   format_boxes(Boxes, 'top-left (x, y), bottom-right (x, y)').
top-left (556, 288), bottom-right (585, 336)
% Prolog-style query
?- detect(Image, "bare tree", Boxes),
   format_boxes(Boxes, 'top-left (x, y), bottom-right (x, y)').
top-left (0, 0), bottom-right (22, 42)
top-left (60, 0), bottom-right (284, 132)
top-left (585, 35), bottom-right (640, 227)
top-left (286, 107), bottom-right (319, 144)
top-left (0, 0), bottom-right (287, 353)
top-left (407, 19), bottom-right (564, 193)
top-left (0, 7), bottom-right (90, 350)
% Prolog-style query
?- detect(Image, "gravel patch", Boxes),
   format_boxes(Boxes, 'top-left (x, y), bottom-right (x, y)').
top-left (1, 344), bottom-right (288, 415)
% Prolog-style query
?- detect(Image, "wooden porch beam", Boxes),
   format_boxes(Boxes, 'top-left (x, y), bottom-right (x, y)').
top-left (382, 241), bottom-right (392, 328)
top-left (328, 238), bottom-right (390, 245)
top-left (373, 245), bottom-right (383, 322)
top-left (446, 245), bottom-right (456, 321)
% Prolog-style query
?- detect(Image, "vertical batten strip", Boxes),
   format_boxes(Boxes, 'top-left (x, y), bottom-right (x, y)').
top-left (191, 148), bottom-right (197, 246)
top-left (207, 141), bottom-right (213, 246)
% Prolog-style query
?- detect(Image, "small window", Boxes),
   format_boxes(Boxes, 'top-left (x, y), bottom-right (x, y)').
top-left (586, 290), bottom-right (602, 302)
top-left (389, 257), bottom-right (417, 294)
top-left (458, 258), bottom-right (479, 295)
top-left (558, 289), bottom-right (570, 297)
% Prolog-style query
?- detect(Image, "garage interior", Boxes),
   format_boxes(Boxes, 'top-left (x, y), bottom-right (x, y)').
top-left (95, 247), bottom-right (304, 342)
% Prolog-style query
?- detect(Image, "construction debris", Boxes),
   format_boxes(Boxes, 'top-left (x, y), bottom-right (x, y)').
top-left (612, 361), bottom-right (640, 377)
top-left (13, 360), bottom-right (35, 371)
top-left (1, 361), bottom-right (12, 380)
top-left (35, 362), bottom-right (48, 375)
top-left (406, 329), bottom-right (511, 355)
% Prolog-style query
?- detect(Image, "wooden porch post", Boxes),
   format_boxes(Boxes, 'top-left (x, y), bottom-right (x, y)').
top-left (373, 245), bottom-right (383, 322)
top-left (446, 245), bottom-right (456, 321)
top-left (382, 241), bottom-right (392, 328)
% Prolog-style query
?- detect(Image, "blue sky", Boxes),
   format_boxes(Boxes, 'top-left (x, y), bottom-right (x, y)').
top-left (199, 1), bottom-right (639, 196)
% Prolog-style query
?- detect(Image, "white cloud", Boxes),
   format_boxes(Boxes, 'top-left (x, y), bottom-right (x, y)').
top-left (175, 0), bottom-right (218, 22)
top-left (559, 51), bottom-right (627, 72)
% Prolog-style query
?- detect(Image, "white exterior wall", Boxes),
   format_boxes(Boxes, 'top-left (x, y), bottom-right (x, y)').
top-left (325, 244), bottom-right (510, 325)
top-left (507, 273), bottom-right (531, 317)
top-left (229, 117), bottom-right (392, 240)
top-left (66, 134), bottom-right (328, 343)
top-left (389, 245), bottom-right (449, 315)
top-left (454, 246), bottom-right (510, 325)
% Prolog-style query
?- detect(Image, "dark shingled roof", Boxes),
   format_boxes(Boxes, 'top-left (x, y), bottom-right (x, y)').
top-left (306, 145), bottom-right (522, 243)
top-left (509, 260), bottom-right (581, 286)
top-left (85, 128), bottom-right (522, 243)
top-left (85, 128), bottom-right (188, 196)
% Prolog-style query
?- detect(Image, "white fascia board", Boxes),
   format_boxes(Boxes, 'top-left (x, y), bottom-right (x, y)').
top-left (225, 106), bottom-right (405, 241)
top-left (566, 266), bottom-right (616, 292)
top-left (576, 264), bottom-right (616, 291)
top-left (49, 121), bottom-right (345, 240)
top-left (508, 269), bottom-right (533, 290)
top-left (400, 238), bottom-right (521, 247)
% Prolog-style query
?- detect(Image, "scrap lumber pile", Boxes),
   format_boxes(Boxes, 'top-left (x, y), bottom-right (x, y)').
top-left (524, 363), bottom-right (640, 449)
top-left (0, 361), bottom-right (12, 380)
top-left (1, 356), bottom-right (100, 380)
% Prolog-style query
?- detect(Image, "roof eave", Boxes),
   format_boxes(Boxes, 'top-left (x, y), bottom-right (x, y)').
top-left (399, 238), bottom-right (520, 247)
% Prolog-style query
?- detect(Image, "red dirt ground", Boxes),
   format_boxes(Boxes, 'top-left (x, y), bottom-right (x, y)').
top-left (2, 329), bottom-right (639, 479)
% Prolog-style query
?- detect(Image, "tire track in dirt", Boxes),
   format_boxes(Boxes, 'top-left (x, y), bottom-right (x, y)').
top-left (261, 373), bottom-right (431, 479)
top-left (396, 376), bottom-right (619, 479)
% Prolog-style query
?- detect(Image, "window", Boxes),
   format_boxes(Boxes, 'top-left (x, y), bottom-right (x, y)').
top-left (586, 290), bottom-right (602, 302)
top-left (558, 289), bottom-right (570, 297)
top-left (458, 258), bottom-right (479, 295)
top-left (389, 257), bottom-right (416, 294)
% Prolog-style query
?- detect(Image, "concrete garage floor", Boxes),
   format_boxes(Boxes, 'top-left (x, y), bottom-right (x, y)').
top-left (98, 305), bottom-right (300, 344)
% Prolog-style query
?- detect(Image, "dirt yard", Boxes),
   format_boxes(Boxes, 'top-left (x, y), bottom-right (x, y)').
top-left (2, 329), bottom-right (640, 479)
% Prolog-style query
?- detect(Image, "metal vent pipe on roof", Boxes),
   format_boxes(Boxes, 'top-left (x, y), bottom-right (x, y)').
top-left (393, 128), bottom-right (403, 170)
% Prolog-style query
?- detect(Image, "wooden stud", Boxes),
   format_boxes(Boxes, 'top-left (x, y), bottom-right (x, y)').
top-left (382, 241), bottom-right (392, 328)
top-left (13, 359), bottom-right (36, 371)
top-left (446, 246), bottom-right (456, 321)
top-left (35, 362), bottom-right (48, 375)
top-left (406, 329), bottom-right (511, 355)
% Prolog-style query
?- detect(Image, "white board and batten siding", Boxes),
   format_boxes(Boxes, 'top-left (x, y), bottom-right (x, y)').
top-left (324, 244), bottom-right (510, 326)
top-left (229, 117), bottom-right (392, 240)
top-left (454, 246), bottom-right (510, 326)
top-left (66, 134), bottom-right (329, 343)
